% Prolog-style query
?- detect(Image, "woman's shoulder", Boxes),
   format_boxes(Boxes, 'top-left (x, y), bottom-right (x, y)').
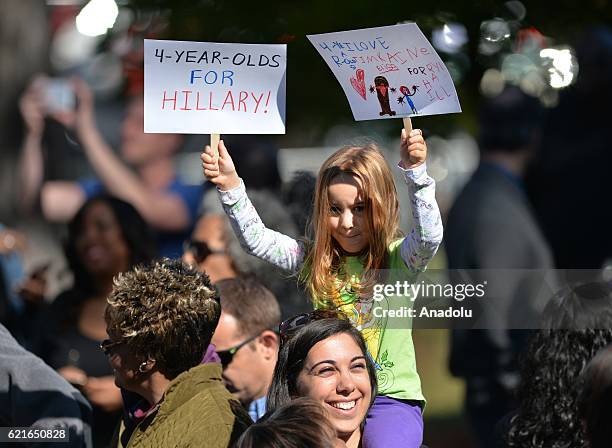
top-left (155, 367), bottom-right (251, 442)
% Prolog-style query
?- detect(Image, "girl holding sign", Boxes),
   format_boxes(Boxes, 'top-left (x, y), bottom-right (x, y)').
top-left (201, 128), bottom-right (442, 447)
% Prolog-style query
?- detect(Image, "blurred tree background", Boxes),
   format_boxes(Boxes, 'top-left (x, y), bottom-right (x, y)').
top-left (128, 0), bottom-right (611, 145)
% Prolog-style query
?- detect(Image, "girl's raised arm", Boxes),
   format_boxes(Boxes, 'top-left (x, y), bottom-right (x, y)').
top-left (201, 141), bottom-right (306, 272)
top-left (398, 129), bottom-right (444, 273)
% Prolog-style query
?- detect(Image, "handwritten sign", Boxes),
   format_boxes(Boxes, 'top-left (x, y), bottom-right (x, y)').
top-left (144, 39), bottom-right (286, 134)
top-left (307, 24), bottom-right (461, 121)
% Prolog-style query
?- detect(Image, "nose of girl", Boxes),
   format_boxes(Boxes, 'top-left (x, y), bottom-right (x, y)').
top-left (340, 211), bottom-right (354, 230)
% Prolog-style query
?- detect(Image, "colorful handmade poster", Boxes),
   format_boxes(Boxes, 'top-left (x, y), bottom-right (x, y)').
top-left (307, 24), bottom-right (461, 121)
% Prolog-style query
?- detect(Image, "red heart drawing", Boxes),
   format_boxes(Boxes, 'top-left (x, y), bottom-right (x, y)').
top-left (350, 69), bottom-right (367, 100)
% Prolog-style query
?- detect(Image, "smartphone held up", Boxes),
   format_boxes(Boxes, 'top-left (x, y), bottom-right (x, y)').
top-left (44, 78), bottom-right (75, 113)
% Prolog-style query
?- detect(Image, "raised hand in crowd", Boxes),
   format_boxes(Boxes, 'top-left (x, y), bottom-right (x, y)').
top-left (18, 76), bottom-right (47, 139)
top-left (201, 140), bottom-right (241, 191)
top-left (19, 75), bottom-right (83, 216)
top-left (18, 75), bottom-right (201, 255)
top-left (399, 128), bottom-right (427, 169)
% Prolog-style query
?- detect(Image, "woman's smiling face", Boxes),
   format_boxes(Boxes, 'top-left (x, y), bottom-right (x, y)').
top-left (296, 332), bottom-right (372, 443)
top-left (75, 201), bottom-right (130, 278)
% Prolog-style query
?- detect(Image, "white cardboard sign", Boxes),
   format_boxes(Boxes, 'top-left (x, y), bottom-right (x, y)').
top-left (307, 24), bottom-right (461, 121)
top-left (144, 39), bottom-right (286, 134)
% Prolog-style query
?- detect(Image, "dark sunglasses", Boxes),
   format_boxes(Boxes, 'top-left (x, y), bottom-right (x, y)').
top-left (216, 334), bottom-right (260, 367)
top-left (183, 240), bottom-right (225, 263)
top-left (99, 338), bottom-right (124, 356)
top-left (279, 309), bottom-right (346, 344)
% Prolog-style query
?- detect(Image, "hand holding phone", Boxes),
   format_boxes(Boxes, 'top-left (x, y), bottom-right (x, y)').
top-left (45, 78), bottom-right (76, 113)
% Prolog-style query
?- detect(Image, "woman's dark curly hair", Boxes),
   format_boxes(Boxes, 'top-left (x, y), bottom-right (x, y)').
top-left (105, 259), bottom-right (220, 379)
top-left (65, 194), bottom-right (156, 295)
top-left (506, 282), bottom-right (612, 448)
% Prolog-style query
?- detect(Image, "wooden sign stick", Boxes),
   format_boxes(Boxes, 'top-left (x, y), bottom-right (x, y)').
top-left (210, 133), bottom-right (220, 158)
top-left (403, 117), bottom-right (413, 135)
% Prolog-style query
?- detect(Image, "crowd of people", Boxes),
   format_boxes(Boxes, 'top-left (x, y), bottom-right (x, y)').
top-left (1, 26), bottom-right (612, 448)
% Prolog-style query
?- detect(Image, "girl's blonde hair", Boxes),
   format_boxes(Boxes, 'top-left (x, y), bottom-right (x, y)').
top-left (302, 143), bottom-right (401, 306)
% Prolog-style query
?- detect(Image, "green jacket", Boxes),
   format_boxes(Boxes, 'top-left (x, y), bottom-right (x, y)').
top-left (126, 364), bottom-right (251, 448)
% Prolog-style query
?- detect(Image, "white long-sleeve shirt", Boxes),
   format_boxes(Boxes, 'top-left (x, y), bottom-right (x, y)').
top-left (217, 162), bottom-right (443, 275)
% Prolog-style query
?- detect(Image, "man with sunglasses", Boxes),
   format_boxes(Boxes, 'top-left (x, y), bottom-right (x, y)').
top-left (182, 214), bottom-right (237, 283)
top-left (212, 277), bottom-right (280, 421)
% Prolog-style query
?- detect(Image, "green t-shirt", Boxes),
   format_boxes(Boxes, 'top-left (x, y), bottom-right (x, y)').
top-left (219, 167), bottom-right (443, 403)
top-left (315, 239), bottom-right (424, 402)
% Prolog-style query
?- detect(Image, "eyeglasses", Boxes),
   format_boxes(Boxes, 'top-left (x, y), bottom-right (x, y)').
top-left (216, 334), bottom-right (260, 367)
top-left (279, 309), bottom-right (346, 344)
top-left (183, 240), bottom-right (225, 263)
top-left (99, 338), bottom-right (124, 356)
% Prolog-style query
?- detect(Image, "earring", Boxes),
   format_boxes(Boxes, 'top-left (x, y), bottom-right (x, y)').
top-left (139, 361), bottom-right (148, 373)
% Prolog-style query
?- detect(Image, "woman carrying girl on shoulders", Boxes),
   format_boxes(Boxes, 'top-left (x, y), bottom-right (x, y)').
top-left (201, 128), bottom-right (442, 447)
